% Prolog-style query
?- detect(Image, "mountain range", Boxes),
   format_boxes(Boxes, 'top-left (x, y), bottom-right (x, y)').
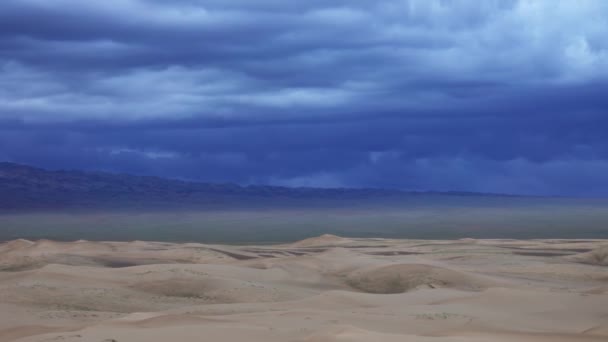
top-left (0, 162), bottom-right (404, 211)
top-left (0, 162), bottom-right (519, 211)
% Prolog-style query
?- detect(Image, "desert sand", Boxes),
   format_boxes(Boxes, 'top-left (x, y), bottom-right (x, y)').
top-left (0, 235), bottom-right (607, 341)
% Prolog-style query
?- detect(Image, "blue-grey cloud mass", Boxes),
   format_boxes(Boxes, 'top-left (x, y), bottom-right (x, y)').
top-left (1, 0), bottom-right (608, 196)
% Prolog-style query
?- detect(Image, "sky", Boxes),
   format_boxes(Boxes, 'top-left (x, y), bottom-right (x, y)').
top-left (1, 0), bottom-right (608, 196)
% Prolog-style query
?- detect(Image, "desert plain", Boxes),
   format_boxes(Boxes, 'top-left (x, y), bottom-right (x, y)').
top-left (0, 235), bottom-right (607, 342)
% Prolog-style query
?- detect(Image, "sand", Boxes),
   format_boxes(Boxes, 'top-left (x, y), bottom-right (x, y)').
top-left (0, 236), bottom-right (607, 341)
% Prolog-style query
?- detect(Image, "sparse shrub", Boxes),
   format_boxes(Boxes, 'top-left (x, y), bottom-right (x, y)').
top-left (384, 274), bottom-right (406, 294)
top-left (346, 274), bottom-right (409, 294)
top-left (590, 246), bottom-right (608, 265)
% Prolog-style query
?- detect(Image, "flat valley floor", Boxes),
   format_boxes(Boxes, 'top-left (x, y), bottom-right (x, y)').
top-left (0, 236), bottom-right (607, 341)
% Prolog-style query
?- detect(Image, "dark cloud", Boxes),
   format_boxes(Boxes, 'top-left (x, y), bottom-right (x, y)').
top-left (1, 0), bottom-right (608, 196)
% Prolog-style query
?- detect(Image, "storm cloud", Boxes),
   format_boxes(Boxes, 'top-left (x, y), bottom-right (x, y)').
top-left (1, 0), bottom-right (608, 196)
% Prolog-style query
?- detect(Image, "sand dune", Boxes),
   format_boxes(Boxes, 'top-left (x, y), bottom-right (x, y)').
top-left (290, 234), bottom-right (354, 247)
top-left (1, 236), bottom-right (607, 341)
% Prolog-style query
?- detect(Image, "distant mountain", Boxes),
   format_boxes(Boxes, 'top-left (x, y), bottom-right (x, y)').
top-left (0, 162), bottom-right (407, 211)
top-left (0, 162), bottom-right (521, 211)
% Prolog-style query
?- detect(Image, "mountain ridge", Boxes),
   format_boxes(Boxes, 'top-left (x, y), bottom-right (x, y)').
top-left (0, 162), bottom-right (522, 211)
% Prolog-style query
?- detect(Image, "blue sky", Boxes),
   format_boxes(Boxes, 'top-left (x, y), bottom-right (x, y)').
top-left (1, 0), bottom-right (608, 196)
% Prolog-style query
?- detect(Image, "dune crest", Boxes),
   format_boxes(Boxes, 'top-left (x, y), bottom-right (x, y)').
top-left (291, 234), bottom-right (353, 247)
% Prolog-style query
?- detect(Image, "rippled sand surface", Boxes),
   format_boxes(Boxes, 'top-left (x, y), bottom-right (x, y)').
top-left (0, 236), bottom-right (607, 342)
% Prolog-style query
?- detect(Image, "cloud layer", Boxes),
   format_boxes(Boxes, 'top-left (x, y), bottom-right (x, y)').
top-left (1, 0), bottom-right (608, 195)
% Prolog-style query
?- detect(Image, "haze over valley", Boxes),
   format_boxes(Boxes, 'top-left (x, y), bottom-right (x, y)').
top-left (2, 163), bottom-right (608, 243)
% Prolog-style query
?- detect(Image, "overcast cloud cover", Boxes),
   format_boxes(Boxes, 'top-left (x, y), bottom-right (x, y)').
top-left (1, 0), bottom-right (608, 196)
